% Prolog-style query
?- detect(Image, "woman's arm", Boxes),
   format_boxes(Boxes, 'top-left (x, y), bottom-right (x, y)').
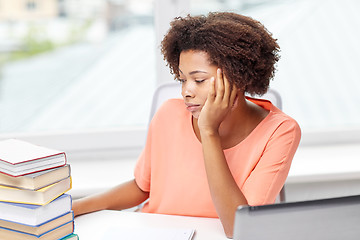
top-left (198, 69), bottom-right (246, 238)
top-left (72, 179), bottom-right (149, 217)
top-left (200, 130), bottom-right (247, 238)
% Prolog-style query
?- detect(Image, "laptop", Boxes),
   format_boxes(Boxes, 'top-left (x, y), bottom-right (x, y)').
top-left (233, 194), bottom-right (360, 240)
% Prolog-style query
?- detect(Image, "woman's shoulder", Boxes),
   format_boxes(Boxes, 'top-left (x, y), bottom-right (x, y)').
top-left (264, 107), bottom-right (302, 145)
top-left (247, 97), bottom-right (299, 127)
top-left (151, 98), bottom-right (187, 122)
top-left (246, 97), bottom-right (301, 141)
top-left (160, 98), bottom-right (184, 108)
top-left (156, 98), bottom-right (185, 114)
top-left (269, 106), bottom-right (300, 130)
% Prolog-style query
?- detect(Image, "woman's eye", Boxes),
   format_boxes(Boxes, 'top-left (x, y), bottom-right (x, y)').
top-left (177, 78), bottom-right (185, 83)
top-left (195, 79), bottom-right (205, 83)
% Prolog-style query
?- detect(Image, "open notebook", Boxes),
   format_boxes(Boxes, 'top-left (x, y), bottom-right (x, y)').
top-left (102, 226), bottom-right (195, 240)
top-left (233, 194), bottom-right (360, 240)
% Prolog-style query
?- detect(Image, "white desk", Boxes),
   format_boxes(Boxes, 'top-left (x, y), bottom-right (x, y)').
top-left (74, 210), bottom-right (226, 240)
top-left (287, 143), bottom-right (360, 183)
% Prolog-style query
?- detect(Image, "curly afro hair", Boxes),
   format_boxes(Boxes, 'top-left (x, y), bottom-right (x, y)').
top-left (160, 12), bottom-right (280, 95)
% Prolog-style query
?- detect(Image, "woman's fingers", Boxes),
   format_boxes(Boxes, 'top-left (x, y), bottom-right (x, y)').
top-left (208, 77), bottom-right (216, 101)
top-left (223, 72), bottom-right (231, 103)
top-left (215, 68), bottom-right (235, 106)
top-left (215, 68), bottom-right (225, 102)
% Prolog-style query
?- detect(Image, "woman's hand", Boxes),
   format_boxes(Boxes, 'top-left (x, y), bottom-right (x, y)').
top-left (198, 68), bottom-right (238, 134)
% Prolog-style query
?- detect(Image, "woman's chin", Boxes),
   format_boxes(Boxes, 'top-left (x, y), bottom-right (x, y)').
top-left (192, 112), bottom-right (200, 119)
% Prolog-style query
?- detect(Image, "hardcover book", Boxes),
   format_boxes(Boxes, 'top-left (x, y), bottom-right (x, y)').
top-left (0, 176), bottom-right (71, 205)
top-left (0, 139), bottom-right (67, 177)
top-left (0, 164), bottom-right (71, 190)
top-left (0, 211), bottom-right (73, 236)
top-left (0, 194), bottom-right (72, 226)
top-left (0, 220), bottom-right (74, 240)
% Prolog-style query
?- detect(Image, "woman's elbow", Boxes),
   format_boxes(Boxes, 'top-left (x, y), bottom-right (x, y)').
top-left (222, 220), bottom-right (235, 239)
top-left (225, 227), bottom-right (234, 239)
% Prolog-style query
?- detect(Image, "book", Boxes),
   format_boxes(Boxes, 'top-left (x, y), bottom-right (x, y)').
top-left (60, 233), bottom-right (79, 240)
top-left (0, 220), bottom-right (74, 240)
top-left (0, 194), bottom-right (72, 226)
top-left (0, 164), bottom-right (71, 190)
top-left (0, 211), bottom-right (73, 236)
top-left (0, 139), bottom-right (67, 177)
top-left (0, 176), bottom-right (71, 205)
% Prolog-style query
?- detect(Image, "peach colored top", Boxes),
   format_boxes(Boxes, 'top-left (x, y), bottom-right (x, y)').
top-left (134, 98), bottom-right (301, 218)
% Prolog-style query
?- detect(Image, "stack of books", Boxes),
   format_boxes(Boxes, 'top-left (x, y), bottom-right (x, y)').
top-left (0, 139), bottom-right (79, 240)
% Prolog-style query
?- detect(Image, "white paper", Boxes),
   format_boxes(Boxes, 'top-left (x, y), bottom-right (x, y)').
top-left (102, 226), bottom-right (195, 240)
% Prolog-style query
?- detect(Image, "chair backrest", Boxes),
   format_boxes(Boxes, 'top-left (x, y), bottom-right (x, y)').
top-left (149, 82), bottom-right (182, 122)
top-left (247, 88), bottom-right (283, 110)
top-left (149, 82), bottom-right (283, 120)
top-left (149, 82), bottom-right (286, 202)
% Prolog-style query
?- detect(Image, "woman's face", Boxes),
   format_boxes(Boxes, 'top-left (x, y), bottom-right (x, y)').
top-left (179, 50), bottom-right (218, 119)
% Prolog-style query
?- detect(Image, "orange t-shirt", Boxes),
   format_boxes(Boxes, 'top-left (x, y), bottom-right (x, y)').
top-left (134, 98), bottom-right (301, 218)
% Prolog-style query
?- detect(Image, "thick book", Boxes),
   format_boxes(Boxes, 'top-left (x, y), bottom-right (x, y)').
top-left (0, 194), bottom-right (72, 226)
top-left (0, 220), bottom-right (74, 240)
top-left (0, 176), bottom-right (71, 205)
top-left (0, 211), bottom-right (73, 236)
top-left (0, 139), bottom-right (67, 177)
top-left (0, 164), bottom-right (71, 190)
top-left (60, 233), bottom-right (79, 240)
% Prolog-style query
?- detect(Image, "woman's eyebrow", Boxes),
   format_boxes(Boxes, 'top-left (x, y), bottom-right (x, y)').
top-left (179, 69), bottom-right (208, 75)
top-left (189, 70), bottom-right (208, 75)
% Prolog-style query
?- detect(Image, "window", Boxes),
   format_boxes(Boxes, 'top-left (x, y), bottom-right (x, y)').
top-left (0, 0), bottom-right (156, 156)
top-left (0, 1), bottom-right (156, 133)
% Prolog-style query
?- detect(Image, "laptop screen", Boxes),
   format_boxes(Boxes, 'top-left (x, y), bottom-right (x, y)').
top-left (233, 195), bottom-right (360, 240)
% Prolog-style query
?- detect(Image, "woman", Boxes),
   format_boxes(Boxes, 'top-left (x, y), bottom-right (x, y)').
top-left (73, 12), bottom-right (301, 238)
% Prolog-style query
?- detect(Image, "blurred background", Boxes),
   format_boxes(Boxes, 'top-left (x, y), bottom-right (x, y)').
top-left (0, 0), bottom-right (359, 201)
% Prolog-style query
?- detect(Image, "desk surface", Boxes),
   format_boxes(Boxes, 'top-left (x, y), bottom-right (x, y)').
top-left (74, 210), bottom-right (226, 240)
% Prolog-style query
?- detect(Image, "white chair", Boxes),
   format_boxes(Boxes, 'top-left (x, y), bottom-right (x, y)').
top-left (149, 82), bottom-right (286, 202)
top-left (149, 82), bottom-right (182, 122)
top-left (247, 88), bottom-right (283, 110)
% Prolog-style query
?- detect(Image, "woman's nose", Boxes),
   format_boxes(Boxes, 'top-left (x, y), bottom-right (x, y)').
top-left (181, 81), bottom-right (194, 98)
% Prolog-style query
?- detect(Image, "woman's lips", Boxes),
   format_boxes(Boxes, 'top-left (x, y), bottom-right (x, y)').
top-left (186, 103), bottom-right (201, 112)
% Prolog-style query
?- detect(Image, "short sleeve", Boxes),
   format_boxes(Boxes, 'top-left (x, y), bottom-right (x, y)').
top-left (242, 119), bottom-right (301, 205)
top-left (133, 98), bottom-right (183, 193)
top-left (134, 119), bottom-right (156, 192)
